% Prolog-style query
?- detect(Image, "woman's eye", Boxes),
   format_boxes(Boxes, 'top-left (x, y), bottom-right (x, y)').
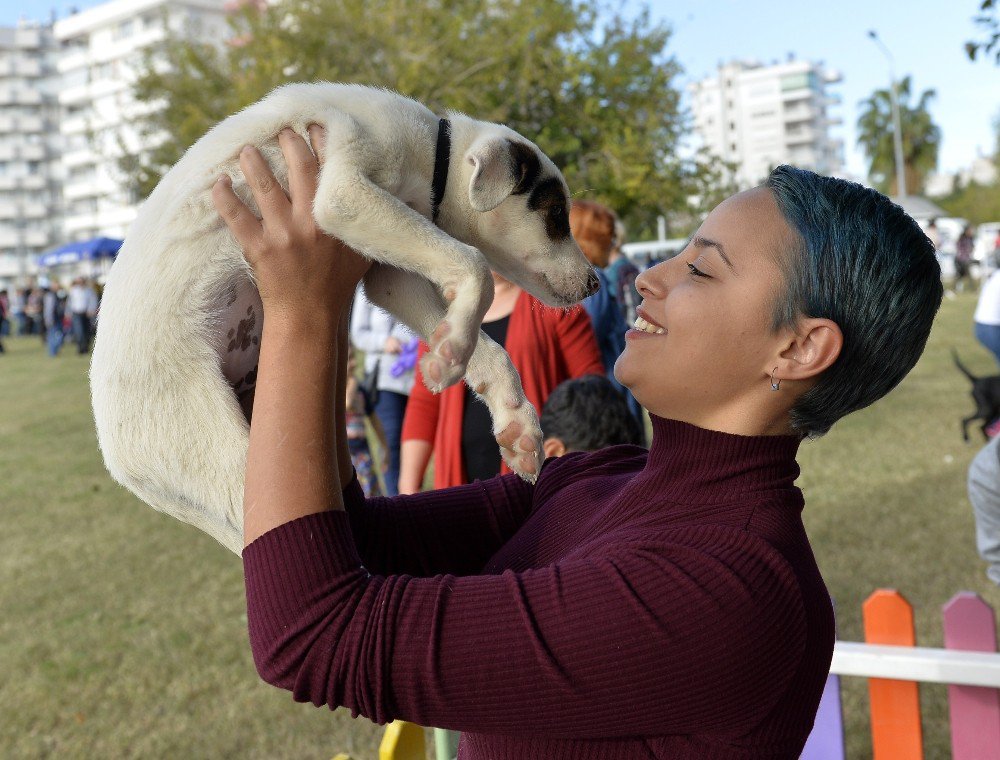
top-left (687, 262), bottom-right (710, 278)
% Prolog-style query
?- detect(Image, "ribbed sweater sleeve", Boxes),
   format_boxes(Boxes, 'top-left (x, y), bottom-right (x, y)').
top-left (341, 471), bottom-right (536, 576)
top-left (243, 474), bottom-right (807, 737)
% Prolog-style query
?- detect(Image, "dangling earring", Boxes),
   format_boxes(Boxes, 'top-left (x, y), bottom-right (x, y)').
top-left (770, 367), bottom-right (781, 391)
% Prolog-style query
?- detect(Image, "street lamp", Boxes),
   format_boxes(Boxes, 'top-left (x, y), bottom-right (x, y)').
top-left (868, 30), bottom-right (907, 197)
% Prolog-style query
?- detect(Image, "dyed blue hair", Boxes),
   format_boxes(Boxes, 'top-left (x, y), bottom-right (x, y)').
top-left (764, 165), bottom-right (943, 437)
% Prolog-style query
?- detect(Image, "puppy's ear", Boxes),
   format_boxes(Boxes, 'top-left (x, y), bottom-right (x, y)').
top-left (466, 138), bottom-right (540, 212)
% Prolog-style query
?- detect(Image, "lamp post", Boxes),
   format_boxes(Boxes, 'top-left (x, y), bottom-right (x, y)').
top-left (868, 30), bottom-right (907, 197)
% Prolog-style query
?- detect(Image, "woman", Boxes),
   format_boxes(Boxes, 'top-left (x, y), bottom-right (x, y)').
top-left (398, 270), bottom-right (603, 492)
top-left (213, 127), bottom-right (941, 759)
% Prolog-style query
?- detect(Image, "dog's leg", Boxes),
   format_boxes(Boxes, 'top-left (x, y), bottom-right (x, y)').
top-left (364, 264), bottom-right (543, 481)
top-left (961, 415), bottom-right (977, 442)
top-left (312, 114), bottom-right (492, 393)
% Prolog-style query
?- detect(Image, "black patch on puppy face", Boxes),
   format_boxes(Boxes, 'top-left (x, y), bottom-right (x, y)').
top-left (528, 177), bottom-right (571, 240)
top-left (507, 140), bottom-right (541, 195)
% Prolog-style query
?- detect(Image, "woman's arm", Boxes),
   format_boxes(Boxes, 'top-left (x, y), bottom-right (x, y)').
top-left (213, 127), bottom-right (536, 564)
top-left (397, 439), bottom-right (432, 494)
top-left (211, 127), bottom-right (365, 545)
top-left (397, 342), bottom-right (439, 493)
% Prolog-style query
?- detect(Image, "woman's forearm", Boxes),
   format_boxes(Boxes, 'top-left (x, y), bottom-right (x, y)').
top-left (243, 313), bottom-right (343, 547)
top-left (398, 439), bottom-right (433, 494)
top-left (335, 301), bottom-right (355, 488)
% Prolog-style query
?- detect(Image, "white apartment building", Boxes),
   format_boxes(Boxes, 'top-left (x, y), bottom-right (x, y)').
top-left (0, 21), bottom-right (61, 283)
top-left (689, 58), bottom-right (844, 190)
top-left (53, 0), bottom-right (228, 243)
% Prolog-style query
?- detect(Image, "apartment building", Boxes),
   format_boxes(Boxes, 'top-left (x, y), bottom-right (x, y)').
top-left (53, 0), bottom-right (228, 244)
top-left (689, 58), bottom-right (845, 190)
top-left (0, 21), bottom-right (61, 282)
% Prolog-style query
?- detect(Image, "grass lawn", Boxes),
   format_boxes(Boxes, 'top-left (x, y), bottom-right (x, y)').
top-left (2, 292), bottom-right (999, 758)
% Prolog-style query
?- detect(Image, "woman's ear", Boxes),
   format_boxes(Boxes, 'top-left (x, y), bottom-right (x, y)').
top-left (773, 318), bottom-right (843, 383)
top-left (543, 437), bottom-right (567, 459)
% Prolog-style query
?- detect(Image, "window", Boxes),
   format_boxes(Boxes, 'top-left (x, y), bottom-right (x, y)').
top-left (113, 20), bottom-right (135, 41)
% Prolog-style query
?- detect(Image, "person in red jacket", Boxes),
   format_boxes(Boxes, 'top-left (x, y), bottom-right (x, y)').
top-left (398, 270), bottom-right (603, 492)
top-left (213, 129), bottom-right (942, 759)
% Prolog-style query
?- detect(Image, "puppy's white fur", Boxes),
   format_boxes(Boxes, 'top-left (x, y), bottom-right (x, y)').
top-left (91, 83), bottom-right (594, 554)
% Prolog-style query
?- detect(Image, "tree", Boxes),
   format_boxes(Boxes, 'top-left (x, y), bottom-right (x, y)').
top-left (124, 0), bottom-right (693, 238)
top-left (856, 76), bottom-right (941, 195)
top-left (938, 180), bottom-right (1000, 224)
top-left (966, 0), bottom-right (1000, 64)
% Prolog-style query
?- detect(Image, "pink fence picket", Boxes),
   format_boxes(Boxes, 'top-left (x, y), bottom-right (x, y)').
top-left (863, 589), bottom-right (923, 760)
top-left (942, 592), bottom-right (1000, 760)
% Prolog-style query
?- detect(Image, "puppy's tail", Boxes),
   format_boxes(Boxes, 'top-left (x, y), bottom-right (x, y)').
top-left (952, 348), bottom-right (978, 383)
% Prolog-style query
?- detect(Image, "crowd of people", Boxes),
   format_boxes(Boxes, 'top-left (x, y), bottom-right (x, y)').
top-left (0, 277), bottom-right (101, 357)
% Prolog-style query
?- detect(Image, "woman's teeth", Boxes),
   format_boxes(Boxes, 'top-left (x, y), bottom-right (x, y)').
top-left (633, 316), bottom-right (665, 335)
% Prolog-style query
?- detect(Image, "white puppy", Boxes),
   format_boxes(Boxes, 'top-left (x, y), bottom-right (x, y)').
top-left (91, 83), bottom-right (597, 555)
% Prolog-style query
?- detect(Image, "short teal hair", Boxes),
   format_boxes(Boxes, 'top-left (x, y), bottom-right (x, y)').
top-left (764, 165), bottom-right (943, 438)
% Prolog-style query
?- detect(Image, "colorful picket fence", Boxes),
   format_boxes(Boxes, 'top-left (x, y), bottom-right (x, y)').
top-left (802, 590), bottom-right (1000, 759)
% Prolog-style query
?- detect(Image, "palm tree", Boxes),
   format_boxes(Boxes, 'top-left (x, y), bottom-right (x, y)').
top-left (856, 76), bottom-right (941, 195)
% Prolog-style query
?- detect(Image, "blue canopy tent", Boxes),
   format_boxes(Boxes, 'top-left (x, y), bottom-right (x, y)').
top-left (37, 237), bottom-right (123, 268)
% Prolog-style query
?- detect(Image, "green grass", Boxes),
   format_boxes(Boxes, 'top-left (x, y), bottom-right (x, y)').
top-left (2, 293), bottom-right (999, 758)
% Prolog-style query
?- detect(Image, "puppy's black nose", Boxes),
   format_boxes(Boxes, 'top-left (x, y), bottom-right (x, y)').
top-left (585, 269), bottom-right (600, 296)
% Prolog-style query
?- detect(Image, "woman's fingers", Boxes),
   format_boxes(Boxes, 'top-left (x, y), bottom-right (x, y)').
top-left (279, 128), bottom-right (320, 216)
top-left (307, 124), bottom-right (327, 168)
top-left (211, 175), bottom-right (262, 253)
top-left (239, 144), bottom-right (291, 226)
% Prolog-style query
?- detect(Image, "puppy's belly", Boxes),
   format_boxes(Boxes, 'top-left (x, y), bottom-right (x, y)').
top-left (218, 278), bottom-right (263, 421)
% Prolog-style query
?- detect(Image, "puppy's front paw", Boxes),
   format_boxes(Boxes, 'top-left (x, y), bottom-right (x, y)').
top-left (494, 398), bottom-right (543, 484)
top-left (421, 320), bottom-right (470, 392)
top-left (420, 350), bottom-right (466, 393)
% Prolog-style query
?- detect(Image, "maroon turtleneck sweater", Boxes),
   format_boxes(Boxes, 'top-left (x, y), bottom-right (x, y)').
top-left (243, 416), bottom-right (835, 759)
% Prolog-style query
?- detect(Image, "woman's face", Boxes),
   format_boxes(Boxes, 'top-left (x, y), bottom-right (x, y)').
top-left (614, 187), bottom-right (800, 430)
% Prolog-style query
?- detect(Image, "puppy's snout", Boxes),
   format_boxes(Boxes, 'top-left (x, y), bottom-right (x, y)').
top-left (585, 269), bottom-right (600, 297)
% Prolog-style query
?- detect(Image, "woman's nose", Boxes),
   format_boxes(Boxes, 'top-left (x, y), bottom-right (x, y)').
top-left (635, 259), bottom-right (672, 298)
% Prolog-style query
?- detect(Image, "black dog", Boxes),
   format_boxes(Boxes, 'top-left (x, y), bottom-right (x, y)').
top-left (953, 349), bottom-right (1000, 441)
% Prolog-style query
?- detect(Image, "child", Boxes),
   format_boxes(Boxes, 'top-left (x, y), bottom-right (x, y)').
top-left (540, 374), bottom-right (646, 458)
top-left (346, 348), bottom-right (388, 497)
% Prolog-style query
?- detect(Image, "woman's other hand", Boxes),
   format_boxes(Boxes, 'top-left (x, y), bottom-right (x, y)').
top-left (211, 125), bottom-right (370, 326)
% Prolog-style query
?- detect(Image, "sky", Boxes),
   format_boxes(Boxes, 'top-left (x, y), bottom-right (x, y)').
top-left (5, 0), bottom-right (999, 179)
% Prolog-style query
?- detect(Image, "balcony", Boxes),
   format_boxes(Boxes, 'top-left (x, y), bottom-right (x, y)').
top-left (20, 143), bottom-right (46, 161)
top-left (25, 229), bottom-right (50, 247)
top-left (0, 114), bottom-right (47, 133)
top-left (0, 89), bottom-right (41, 106)
top-left (63, 147), bottom-right (98, 168)
top-left (63, 179), bottom-right (104, 201)
top-left (785, 128), bottom-right (817, 145)
top-left (0, 58), bottom-right (44, 78)
top-left (21, 202), bottom-right (49, 219)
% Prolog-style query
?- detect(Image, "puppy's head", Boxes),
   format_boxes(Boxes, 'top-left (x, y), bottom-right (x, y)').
top-left (460, 128), bottom-right (598, 307)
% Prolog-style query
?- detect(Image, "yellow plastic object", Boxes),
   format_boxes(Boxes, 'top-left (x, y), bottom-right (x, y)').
top-left (379, 720), bottom-right (426, 760)
top-left (331, 754), bottom-right (354, 760)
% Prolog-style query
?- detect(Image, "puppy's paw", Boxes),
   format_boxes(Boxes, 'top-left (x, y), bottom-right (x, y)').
top-left (493, 397), bottom-right (543, 484)
top-left (421, 321), bottom-right (472, 392)
top-left (419, 349), bottom-right (466, 393)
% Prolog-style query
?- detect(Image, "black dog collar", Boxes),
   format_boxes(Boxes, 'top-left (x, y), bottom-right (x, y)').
top-left (431, 118), bottom-right (451, 223)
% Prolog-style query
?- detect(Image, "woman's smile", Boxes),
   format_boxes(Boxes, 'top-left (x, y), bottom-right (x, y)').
top-left (626, 305), bottom-right (666, 340)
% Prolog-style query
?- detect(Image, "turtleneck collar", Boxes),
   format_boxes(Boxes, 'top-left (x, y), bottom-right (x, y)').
top-left (629, 415), bottom-right (802, 506)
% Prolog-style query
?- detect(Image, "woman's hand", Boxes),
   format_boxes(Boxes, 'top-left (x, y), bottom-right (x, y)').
top-left (211, 125), bottom-right (370, 327)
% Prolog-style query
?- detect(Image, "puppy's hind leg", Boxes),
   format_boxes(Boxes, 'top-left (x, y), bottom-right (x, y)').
top-left (364, 264), bottom-right (542, 482)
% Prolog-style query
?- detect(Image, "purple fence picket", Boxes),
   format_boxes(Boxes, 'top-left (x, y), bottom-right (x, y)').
top-left (800, 673), bottom-right (845, 760)
top-left (942, 592), bottom-right (1000, 760)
